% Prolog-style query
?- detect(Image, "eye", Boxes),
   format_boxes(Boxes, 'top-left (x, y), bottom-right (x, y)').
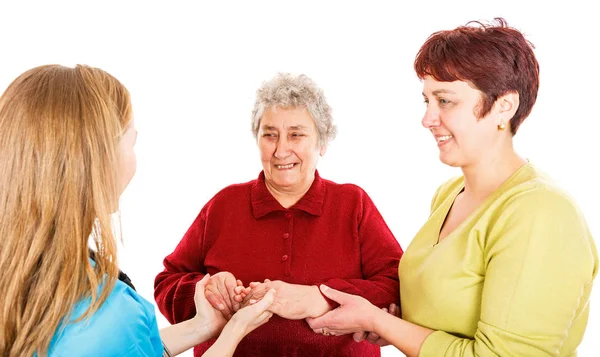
top-left (438, 98), bottom-right (451, 105)
top-left (290, 133), bottom-right (305, 138)
top-left (262, 133), bottom-right (277, 139)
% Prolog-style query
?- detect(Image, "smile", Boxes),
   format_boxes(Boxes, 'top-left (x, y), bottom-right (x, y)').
top-left (436, 135), bottom-right (453, 143)
top-left (275, 163), bottom-right (296, 169)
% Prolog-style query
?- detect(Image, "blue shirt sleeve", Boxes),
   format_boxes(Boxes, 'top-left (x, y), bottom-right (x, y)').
top-left (48, 280), bottom-right (163, 357)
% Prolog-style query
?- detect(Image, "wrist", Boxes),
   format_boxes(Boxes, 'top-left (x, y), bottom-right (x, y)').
top-left (365, 305), bottom-right (386, 333)
top-left (190, 315), bottom-right (219, 341)
top-left (205, 321), bottom-right (243, 357)
top-left (220, 316), bottom-right (247, 344)
top-left (309, 285), bottom-right (331, 318)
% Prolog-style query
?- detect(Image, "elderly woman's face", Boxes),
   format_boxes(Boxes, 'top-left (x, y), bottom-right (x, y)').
top-left (258, 106), bottom-right (325, 193)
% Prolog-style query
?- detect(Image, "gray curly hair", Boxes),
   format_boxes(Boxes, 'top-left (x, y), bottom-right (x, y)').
top-left (251, 73), bottom-right (337, 147)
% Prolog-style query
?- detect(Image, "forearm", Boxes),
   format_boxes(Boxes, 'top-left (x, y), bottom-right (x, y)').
top-left (160, 317), bottom-right (212, 356)
top-left (321, 276), bottom-right (399, 307)
top-left (202, 320), bottom-right (245, 357)
top-left (372, 309), bottom-right (434, 357)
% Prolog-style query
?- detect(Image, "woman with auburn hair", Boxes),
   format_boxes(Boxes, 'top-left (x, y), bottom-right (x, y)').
top-left (0, 64), bottom-right (276, 357)
top-left (307, 18), bottom-right (598, 356)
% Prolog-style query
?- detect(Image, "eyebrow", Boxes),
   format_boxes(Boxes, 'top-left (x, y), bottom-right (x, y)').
top-left (261, 125), bottom-right (310, 131)
top-left (423, 89), bottom-right (457, 96)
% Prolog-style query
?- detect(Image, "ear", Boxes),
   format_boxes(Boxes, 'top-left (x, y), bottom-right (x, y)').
top-left (496, 91), bottom-right (520, 120)
top-left (319, 144), bottom-right (327, 156)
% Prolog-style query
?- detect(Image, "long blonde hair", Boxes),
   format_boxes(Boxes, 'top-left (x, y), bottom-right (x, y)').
top-left (0, 65), bottom-right (132, 356)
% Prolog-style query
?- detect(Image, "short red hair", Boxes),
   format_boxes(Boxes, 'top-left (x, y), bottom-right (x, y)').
top-left (414, 18), bottom-right (539, 134)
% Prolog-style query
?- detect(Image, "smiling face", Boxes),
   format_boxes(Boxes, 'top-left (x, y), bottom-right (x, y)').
top-left (421, 76), bottom-right (507, 168)
top-left (258, 106), bottom-right (325, 195)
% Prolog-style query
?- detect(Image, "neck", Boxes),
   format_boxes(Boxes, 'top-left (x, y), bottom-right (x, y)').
top-left (461, 143), bottom-right (526, 200)
top-left (265, 174), bottom-right (315, 209)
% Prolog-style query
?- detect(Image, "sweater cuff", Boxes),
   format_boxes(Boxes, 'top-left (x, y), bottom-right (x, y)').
top-left (173, 278), bottom-right (202, 321)
top-left (419, 330), bottom-right (454, 357)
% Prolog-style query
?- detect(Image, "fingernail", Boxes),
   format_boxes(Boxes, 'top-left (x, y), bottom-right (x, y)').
top-left (320, 285), bottom-right (328, 292)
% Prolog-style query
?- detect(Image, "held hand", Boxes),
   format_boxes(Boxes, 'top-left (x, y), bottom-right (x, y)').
top-left (204, 271), bottom-right (244, 319)
top-left (193, 274), bottom-right (228, 339)
top-left (227, 288), bottom-right (276, 337)
top-left (241, 280), bottom-right (330, 320)
top-left (233, 280), bottom-right (262, 303)
top-left (352, 303), bottom-right (400, 345)
top-left (306, 285), bottom-right (377, 336)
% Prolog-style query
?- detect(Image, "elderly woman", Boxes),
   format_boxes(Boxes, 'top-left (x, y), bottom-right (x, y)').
top-left (307, 18), bottom-right (598, 357)
top-left (154, 73), bottom-right (403, 357)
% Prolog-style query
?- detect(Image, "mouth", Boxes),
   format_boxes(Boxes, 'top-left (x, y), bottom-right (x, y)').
top-left (274, 163), bottom-right (297, 170)
top-left (435, 135), bottom-right (453, 143)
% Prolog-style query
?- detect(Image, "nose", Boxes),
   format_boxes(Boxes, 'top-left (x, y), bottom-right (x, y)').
top-left (421, 105), bottom-right (440, 129)
top-left (274, 136), bottom-right (292, 159)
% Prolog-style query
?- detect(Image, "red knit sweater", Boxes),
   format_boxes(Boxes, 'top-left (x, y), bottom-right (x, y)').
top-left (154, 171), bottom-right (403, 357)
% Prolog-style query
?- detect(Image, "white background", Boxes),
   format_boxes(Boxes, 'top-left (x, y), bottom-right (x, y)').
top-left (1, 1), bottom-right (598, 356)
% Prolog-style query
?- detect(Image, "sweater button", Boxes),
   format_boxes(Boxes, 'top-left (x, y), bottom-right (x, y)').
top-left (285, 212), bottom-right (292, 219)
top-left (283, 233), bottom-right (290, 239)
top-left (281, 255), bottom-right (288, 261)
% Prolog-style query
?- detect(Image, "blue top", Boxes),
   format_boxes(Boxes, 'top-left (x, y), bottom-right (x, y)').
top-left (47, 278), bottom-right (164, 357)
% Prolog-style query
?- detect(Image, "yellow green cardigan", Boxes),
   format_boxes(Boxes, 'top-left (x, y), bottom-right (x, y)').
top-left (399, 163), bottom-right (598, 356)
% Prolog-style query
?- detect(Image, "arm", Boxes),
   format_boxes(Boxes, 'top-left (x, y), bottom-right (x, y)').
top-left (306, 285), bottom-right (433, 357)
top-left (154, 210), bottom-right (243, 322)
top-left (240, 279), bottom-right (330, 320)
top-left (318, 190), bottom-right (402, 308)
top-left (154, 211), bottom-right (207, 324)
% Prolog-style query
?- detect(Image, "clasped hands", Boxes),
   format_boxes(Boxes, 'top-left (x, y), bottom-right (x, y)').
top-left (201, 272), bottom-right (399, 345)
top-left (203, 272), bottom-right (329, 321)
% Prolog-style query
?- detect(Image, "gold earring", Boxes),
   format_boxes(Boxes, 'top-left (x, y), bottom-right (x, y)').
top-left (498, 119), bottom-right (506, 131)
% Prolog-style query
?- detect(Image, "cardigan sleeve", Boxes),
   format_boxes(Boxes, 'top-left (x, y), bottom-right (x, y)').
top-left (154, 210), bottom-right (207, 324)
top-left (419, 189), bottom-right (598, 356)
top-left (318, 189), bottom-right (402, 308)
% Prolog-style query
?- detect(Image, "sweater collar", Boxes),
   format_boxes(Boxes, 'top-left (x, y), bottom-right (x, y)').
top-left (251, 170), bottom-right (326, 218)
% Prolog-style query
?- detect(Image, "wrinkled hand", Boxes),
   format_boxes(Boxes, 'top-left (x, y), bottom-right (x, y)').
top-left (204, 271), bottom-right (244, 320)
top-left (240, 280), bottom-right (329, 320)
top-left (306, 285), bottom-right (377, 336)
top-left (352, 303), bottom-right (400, 345)
top-left (193, 274), bottom-right (228, 339)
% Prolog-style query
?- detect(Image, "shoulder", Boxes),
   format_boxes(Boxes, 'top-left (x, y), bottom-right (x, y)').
top-left (495, 170), bottom-right (582, 220)
top-left (201, 178), bottom-right (257, 214)
top-left (211, 179), bottom-right (255, 202)
top-left (49, 280), bottom-right (162, 356)
top-left (320, 176), bottom-right (372, 203)
top-left (488, 172), bottom-right (595, 256)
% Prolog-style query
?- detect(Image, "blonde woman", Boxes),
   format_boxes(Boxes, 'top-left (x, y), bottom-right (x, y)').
top-left (0, 65), bottom-right (275, 357)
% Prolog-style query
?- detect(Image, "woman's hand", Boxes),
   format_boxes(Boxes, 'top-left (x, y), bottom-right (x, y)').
top-left (204, 271), bottom-right (244, 319)
top-left (193, 274), bottom-right (228, 339)
top-left (202, 289), bottom-right (276, 357)
top-left (306, 285), bottom-right (378, 336)
top-left (241, 279), bottom-right (330, 319)
top-left (227, 288), bottom-right (276, 336)
top-left (352, 303), bottom-right (400, 345)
